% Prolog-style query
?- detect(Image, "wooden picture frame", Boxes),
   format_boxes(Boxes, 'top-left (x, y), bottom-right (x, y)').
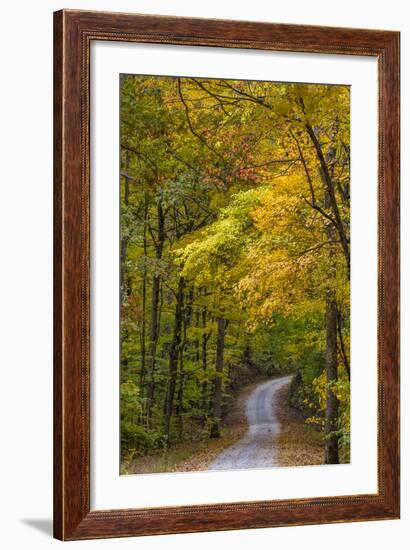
top-left (54, 9), bottom-right (400, 541)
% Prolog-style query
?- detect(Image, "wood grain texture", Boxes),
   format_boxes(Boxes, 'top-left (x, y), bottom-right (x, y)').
top-left (53, 10), bottom-right (63, 541)
top-left (53, 9), bottom-right (400, 541)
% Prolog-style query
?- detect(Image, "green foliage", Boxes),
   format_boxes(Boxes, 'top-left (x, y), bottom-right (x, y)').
top-left (120, 381), bottom-right (154, 455)
top-left (121, 422), bottom-right (156, 457)
top-left (119, 74), bottom-right (351, 469)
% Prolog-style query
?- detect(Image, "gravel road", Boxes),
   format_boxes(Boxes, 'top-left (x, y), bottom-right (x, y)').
top-left (208, 375), bottom-right (293, 471)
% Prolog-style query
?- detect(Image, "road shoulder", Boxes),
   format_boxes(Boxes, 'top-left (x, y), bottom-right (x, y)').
top-left (276, 384), bottom-right (324, 467)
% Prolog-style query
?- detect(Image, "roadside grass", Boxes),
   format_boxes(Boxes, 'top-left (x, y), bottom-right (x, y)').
top-left (276, 384), bottom-right (324, 467)
top-left (121, 424), bottom-right (244, 475)
top-left (122, 377), bottom-right (343, 475)
top-left (121, 383), bottom-right (255, 475)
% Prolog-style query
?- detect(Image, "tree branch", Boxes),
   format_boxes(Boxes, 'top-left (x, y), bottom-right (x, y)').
top-left (177, 79), bottom-right (226, 162)
top-left (305, 123), bottom-right (350, 272)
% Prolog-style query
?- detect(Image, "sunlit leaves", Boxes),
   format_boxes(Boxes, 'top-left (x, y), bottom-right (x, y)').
top-left (120, 73), bottom-right (351, 462)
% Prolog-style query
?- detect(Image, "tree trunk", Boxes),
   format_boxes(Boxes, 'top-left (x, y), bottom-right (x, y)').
top-left (146, 275), bottom-right (160, 422)
top-left (337, 306), bottom-right (350, 380)
top-left (146, 201), bottom-right (165, 423)
top-left (176, 347), bottom-right (186, 441)
top-left (323, 175), bottom-right (340, 465)
top-left (164, 277), bottom-right (185, 441)
top-left (200, 302), bottom-right (211, 423)
top-left (120, 152), bottom-right (131, 303)
top-left (305, 123), bottom-right (350, 273)
top-left (194, 308), bottom-right (200, 363)
top-left (139, 193), bottom-right (148, 389)
top-left (210, 317), bottom-right (226, 438)
top-left (324, 295), bottom-right (339, 464)
top-left (176, 301), bottom-right (189, 441)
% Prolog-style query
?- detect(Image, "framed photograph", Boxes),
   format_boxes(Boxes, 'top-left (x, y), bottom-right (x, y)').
top-left (54, 9), bottom-right (400, 540)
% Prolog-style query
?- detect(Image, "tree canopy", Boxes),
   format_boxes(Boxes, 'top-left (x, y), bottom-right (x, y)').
top-left (120, 75), bottom-right (350, 471)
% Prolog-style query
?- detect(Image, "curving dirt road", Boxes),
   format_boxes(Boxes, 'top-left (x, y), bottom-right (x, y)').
top-left (208, 375), bottom-right (293, 471)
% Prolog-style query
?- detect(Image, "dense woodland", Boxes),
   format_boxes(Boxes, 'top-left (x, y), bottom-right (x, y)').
top-left (120, 75), bottom-right (350, 471)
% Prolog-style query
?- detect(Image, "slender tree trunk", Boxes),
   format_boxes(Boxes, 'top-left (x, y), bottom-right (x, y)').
top-left (176, 302), bottom-right (189, 441)
top-left (146, 275), bottom-right (160, 422)
top-left (210, 317), bottom-right (226, 438)
top-left (120, 153), bottom-right (131, 386)
top-left (194, 308), bottom-right (200, 363)
top-left (139, 193), bottom-right (148, 389)
top-left (200, 293), bottom-right (208, 404)
top-left (323, 176), bottom-right (340, 464)
top-left (164, 277), bottom-right (185, 441)
top-left (146, 201), bottom-right (165, 423)
top-left (337, 306), bottom-right (350, 380)
top-left (305, 123), bottom-right (350, 273)
top-left (185, 287), bottom-right (194, 326)
top-left (324, 295), bottom-right (339, 464)
top-left (120, 152), bottom-right (131, 302)
top-left (200, 301), bottom-right (211, 423)
top-left (201, 335), bottom-right (210, 415)
top-left (176, 347), bottom-right (186, 441)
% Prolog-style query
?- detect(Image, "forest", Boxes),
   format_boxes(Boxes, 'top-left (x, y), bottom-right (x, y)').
top-left (120, 75), bottom-right (350, 473)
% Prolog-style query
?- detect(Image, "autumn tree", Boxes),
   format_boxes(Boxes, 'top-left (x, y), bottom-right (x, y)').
top-left (119, 74), bottom-right (350, 470)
